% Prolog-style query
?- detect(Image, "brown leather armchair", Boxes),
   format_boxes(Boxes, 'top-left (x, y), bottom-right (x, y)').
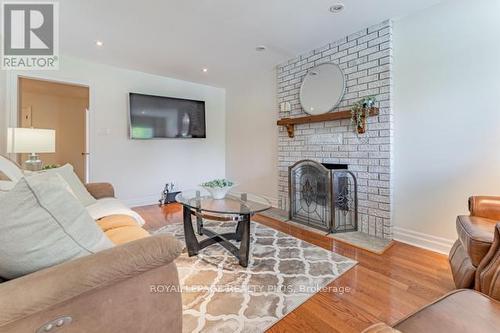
top-left (449, 196), bottom-right (500, 300)
top-left (362, 289), bottom-right (500, 333)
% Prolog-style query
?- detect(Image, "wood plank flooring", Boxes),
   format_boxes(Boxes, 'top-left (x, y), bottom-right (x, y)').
top-left (133, 203), bottom-right (455, 333)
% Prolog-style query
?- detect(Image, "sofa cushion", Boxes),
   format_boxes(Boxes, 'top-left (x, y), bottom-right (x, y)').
top-left (0, 155), bottom-right (23, 182)
top-left (42, 164), bottom-right (97, 206)
top-left (0, 173), bottom-right (114, 279)
top-left (0, 180), bottom-right (15, 191)
top-left (457, 215), bottom-right (496, 266)
top-left (96, 214), bottom-right (140, 231)
top-left (0, 156), bottom-right (21, 197)
top-left (87, 197), bottom-right (146, 226)
top-left (96, 215), bottom-right (150, 245)
top-left (0, 180), bottom-right (15, 201)
top-left (104, 226), bottom-right (150, 245)
top-left (0, 235), bottom-right (183, 331)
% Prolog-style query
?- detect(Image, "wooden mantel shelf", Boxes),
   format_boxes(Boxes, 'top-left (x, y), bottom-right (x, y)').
top-left (277, 107), bottom-right (379, 138)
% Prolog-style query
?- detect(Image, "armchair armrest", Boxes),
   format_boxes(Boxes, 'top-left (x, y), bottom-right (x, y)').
top-left (477, 223), bottom-right (500, 300)
top-left (0, 234), bottom-right (183, 327)
top-left (469, 196), bottom-right (500, 220)
top-left (86, 182), bottom-right (115, 199)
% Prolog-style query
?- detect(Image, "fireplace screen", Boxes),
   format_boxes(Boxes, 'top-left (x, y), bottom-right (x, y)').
top-left (289, 160), bottom-right (357, 233)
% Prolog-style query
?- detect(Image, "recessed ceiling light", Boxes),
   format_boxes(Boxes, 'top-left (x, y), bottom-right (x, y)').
top-left (256, 45), bottom-right (267, 52)
top-left (329, 3), bottom-right (344, 13)
top-left (96, 40), bottom-right (103, 46)
top-left (202, 68), bottom-right (208, 73)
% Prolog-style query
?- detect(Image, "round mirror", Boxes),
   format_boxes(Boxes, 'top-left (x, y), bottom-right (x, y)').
top-left (299, 63), bottom-right (345, 115)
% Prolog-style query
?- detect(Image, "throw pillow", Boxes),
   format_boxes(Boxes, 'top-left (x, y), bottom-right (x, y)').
top-left (0, 180), bottom-right (15, 192)
top-left (42, 164), bottom-right (97, 206)
top-left (0, 180), bottom-right (16, 201)
top-left (0, 173), bottom-right (114, 279)
top-left (0, 155), bottom-right (24, 182)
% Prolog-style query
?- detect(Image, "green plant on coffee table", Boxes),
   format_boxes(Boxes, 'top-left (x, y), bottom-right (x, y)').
top-left (201, 179), bottom-right (235, 199)
top-left (350, 96), bottom-right (377, 134)
top-left (201, 179), bottom-right (234, 188)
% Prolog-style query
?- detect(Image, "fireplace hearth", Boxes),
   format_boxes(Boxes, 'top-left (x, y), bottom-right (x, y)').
top-left (288, 160), bottom-right (358, 233)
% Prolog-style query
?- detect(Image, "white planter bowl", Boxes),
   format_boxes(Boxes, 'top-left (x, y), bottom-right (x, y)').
top-left (202, 186), bottom-right (233, 199)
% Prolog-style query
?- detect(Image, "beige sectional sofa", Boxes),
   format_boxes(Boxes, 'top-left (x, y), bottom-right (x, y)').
top-left (0, 231), bottom-right (183, 333)
top-left (0, 156), bottom-right (183, 332)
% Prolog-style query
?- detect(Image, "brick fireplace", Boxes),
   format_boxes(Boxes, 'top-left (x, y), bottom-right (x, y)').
top-left (277, 20), bottom-right (393, 239)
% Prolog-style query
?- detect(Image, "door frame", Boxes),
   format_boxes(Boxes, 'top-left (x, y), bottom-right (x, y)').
top-left (7, 72), bottom-right (92, 183)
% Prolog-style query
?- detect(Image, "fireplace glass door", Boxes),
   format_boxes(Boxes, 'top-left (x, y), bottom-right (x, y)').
top-left (289, 160), bottom-right (331, 231)
top-left (289, 160), bottom-right (358, 234)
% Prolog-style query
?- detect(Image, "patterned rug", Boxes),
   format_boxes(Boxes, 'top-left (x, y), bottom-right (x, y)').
top-left (154, 220), bottom-right (357, 333)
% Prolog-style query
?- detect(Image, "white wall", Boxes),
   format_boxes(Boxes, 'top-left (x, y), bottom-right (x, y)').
top-left (1, 56), bottom-right (226, 206)
top-left (225, 69), bottom-right (279, 205)
top-left (393, 0), bottom-right (500, 253)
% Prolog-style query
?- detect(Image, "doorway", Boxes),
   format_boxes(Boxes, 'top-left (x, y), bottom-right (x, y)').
top-left (18, 77), bottom-right (90, 182)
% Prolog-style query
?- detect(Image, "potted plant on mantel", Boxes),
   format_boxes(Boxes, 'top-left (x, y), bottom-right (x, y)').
top-left (350, 96), bottom-right (376, 134)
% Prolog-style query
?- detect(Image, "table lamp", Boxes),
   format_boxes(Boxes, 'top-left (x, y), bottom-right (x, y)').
top-left (7, 128), bottom-right (56, 171)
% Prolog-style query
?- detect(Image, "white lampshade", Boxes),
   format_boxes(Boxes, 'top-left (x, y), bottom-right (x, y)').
top-left (7, 128), bottom-right (56, 153)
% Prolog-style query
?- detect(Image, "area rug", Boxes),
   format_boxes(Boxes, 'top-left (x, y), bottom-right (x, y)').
top-left (154, 220), bottom-right (357, 333)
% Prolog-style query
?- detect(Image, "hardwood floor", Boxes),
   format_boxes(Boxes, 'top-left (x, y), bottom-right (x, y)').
top-left (133, 203), bottom-right (183, 232)
top-left (134, 203), bottom-right (455, 333)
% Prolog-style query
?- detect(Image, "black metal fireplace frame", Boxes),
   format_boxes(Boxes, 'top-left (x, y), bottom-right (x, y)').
top-left (288, 159), bottom-right (358, 234)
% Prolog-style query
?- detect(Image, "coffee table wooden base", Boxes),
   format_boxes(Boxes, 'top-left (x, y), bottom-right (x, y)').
top-left (182, 205), bottom-right (251, 267)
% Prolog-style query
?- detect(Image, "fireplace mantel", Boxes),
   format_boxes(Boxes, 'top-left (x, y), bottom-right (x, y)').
top-left (277, 107), bottom-right (379, 138)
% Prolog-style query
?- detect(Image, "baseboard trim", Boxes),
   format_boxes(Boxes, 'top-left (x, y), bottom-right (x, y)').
top-left (393, 227), bottom-right (455, 255)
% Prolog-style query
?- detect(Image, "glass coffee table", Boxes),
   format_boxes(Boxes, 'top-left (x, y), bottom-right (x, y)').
top-left (175, 190), bottom-right (272, 267)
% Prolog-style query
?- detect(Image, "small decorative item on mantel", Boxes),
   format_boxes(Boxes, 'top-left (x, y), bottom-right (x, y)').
top-left (201, 179), bottom-right (235, 199)
top-left (350, 96), bottom-right (377, 134)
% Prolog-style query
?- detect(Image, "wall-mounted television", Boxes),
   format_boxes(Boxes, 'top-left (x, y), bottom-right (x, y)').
top-left (128, 93), bottom-right (206, 139)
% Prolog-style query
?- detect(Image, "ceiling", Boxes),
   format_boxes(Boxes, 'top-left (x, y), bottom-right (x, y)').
top-left (56, 0), bottom-right (443, 88)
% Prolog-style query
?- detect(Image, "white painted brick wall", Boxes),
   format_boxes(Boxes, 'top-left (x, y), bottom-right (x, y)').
top-left (276, 20), bottom-right (393, 239)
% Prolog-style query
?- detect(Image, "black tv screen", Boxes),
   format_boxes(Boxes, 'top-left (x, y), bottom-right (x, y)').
top-left (129, 93), bottom-right (206, 139)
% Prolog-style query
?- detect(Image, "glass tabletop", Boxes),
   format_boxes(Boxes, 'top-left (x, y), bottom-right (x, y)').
top-left (175, 189), bottom-right (272, 215)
